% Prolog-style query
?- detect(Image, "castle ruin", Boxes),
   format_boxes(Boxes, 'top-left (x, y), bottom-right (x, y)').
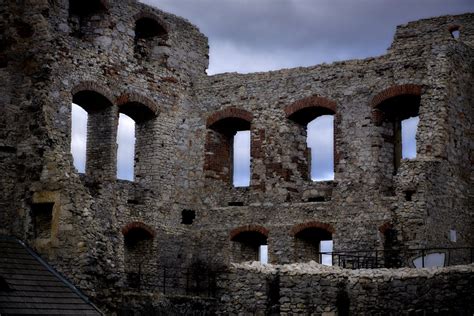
top-left (0, 0), bottom-right (473, 314)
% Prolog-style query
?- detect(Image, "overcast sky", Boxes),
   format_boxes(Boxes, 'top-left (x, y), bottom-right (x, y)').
top-left (141, 0), bottom-right (474, 74)
top-left (72, 1), bottom-right (473, 183)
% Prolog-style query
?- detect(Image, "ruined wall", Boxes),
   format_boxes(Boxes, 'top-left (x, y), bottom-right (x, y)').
top-left (218, 263), bottom-right (474, 315)
top-left (0, 0), bottom-right (473, 313)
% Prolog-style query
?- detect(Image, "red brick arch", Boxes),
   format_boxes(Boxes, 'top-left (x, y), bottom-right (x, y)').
top-left (229, 225), bottom-right (269, 241)
top-left (289, 221), bottom-right (335, 237)
top-left (71, 81), bottom-right (115, 105)
top-left (134, 11), bottom-right (169, 34)
top-left (378, 222), bottom-right (394, 234)
top-left (370, 84), bottom-right (422, 109)
top-left (116, 92), bottom-right (159, 120)
top-left (285, 95), bottom-right (336, 116)
top-left (206, 107), bottom-right (253, 128)
top-left (121, 222), bottom-right (156, 238)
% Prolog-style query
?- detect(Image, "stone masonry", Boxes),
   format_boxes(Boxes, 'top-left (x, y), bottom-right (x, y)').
top-left (0, 0), bottom-right (473, 314)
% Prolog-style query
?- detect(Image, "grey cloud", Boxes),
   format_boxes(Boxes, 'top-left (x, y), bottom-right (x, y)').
top-left (141, 0), bottom-right (474, 73)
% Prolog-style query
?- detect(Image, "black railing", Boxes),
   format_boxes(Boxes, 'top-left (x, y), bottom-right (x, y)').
top-left (125, 266), bottom-right (224, 298)
top-left (317, 247), bottom-right (474, 269)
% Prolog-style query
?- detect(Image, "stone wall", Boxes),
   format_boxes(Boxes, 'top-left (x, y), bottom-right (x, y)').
top-left (0, 0), bottom-right (473, 314)
top-left (218, 262), bottom-right (474, 315)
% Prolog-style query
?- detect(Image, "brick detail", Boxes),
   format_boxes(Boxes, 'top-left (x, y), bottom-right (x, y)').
top-left (284, 95), bottom-right (337, 118)
top-left (116, 92), bottom-right (159, 117)
top-left (121, 222), bottom-right (156, 238)
top-left (229, 225), bottom-right (269, 241)
top-left (378, 222), bottom-right (394, 234)
top-left (71, 81), bottom-right (115, 105)
top-left (289, 221), bottom-right (335, 236)
top-left (370, 84), bottom-right (422, 109)
top-left (206, 107), bottom-right (253, 128)
top-left (133, 11), bottom-right (169, 34)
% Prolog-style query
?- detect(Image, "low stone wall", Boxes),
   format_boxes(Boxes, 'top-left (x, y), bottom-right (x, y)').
top-left (217, 262), bottom-right (474, 315)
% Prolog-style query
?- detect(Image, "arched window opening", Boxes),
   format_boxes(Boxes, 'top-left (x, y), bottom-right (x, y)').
top-left (285, 96), bottom-right (337, 182)
top-left (71, 103), bottom-right (87, 173)
top-left (123, 224), bottom-right (155, 289)
top-left (233, 130), bottom-right (251, 187)
top-left (294, 227), bottom-right (333, 265)
top-left (307, 115), bottom-right (334, 181)
top-left (231, 231), bottom-right (267, 263)
top-left (134, 17), bottom-right (168, 60)
top-left (68, 0), bottom-right (107, 38)
top-left (71, 90), bottom-right (114, 179)
top-left (401, 116), bottom-right (419, 159)
top-left (117, 101), bottom-right (157, 182)
top-left (375, 94), bottom-right (420, 173)
top-left (117, 114), bottom-right (136, 181)
top-left (205, 108), bottom-right (253, 187)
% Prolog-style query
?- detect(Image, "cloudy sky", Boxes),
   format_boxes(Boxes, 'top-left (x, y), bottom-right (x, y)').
top-left (72, 0), bottom-right (473, 183)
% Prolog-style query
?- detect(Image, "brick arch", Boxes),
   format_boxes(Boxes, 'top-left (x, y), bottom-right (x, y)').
top-left (379, 222), bottom-right (394, 234)
top-left (229, 225), bottom-right (269, 241)
top-left (121, 222), bottom-right (156, 239)
top-left (133, 11), bottom-right (169, 36)
top-left (289, 221), bottom-right (335, 237)
top-left (206, 107), bottom-right (253, 129)
top-left (285, 95), bottom-right (336, 125)
top-left (116, 92), bottom-right (159, 121)
top-left (370, 84), bottom-right (422, 109)
top-left (71, 81), bottom-right (115, 105)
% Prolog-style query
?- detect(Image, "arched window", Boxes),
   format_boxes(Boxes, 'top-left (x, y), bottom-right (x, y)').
top-left (285, 96), bottom-right (337, 181)
top-left (117, 114), bottom-right (135, 181)
top-left (71, 103), bottom-right (87, 173)
top-left (68, 0), bottom-right (107, 38)
top-left (230, 225), bottom-right (268, 263)
top-left (291, 222), bottom-right (334, 264)
top-left (205, 108), bottom-right (253, 187)
top-left (117, 97), bottom-right (158, 182)
top-left (372, 85), bottom-right (421, 174)
top-left (122, 222), bottom-right (155, 289)
top-left (134, 16), bottom-right (168, 60)
top-left (71, 89), bottom-right (115, 180)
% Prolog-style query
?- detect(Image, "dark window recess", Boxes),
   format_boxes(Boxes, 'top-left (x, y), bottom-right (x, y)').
top-left (69, 0), bottom-right (105, 18)
top-left (404, 190), bottom-right (415, 201)
top-left (32, 203), bottom-right (54, 239)
top-left (308, 196), bottom-right (326, 202)
top-left (0, 276), bottom-right (11, 292)
top-left (127, 199), bottom-right (140, 205)
top-left (182, 209), bottom-right (196, 225)
top-left (228, 201), bottom-right (244, 206)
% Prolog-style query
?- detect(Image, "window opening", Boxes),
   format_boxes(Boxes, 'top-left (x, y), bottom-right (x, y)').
top-left (307, 115), bottom-right (334, 181)
top-left (71, 103), bottom-right (87, 173)
top-left (233, 130), bottom-right (251, 187)
top-left (68, 0), bottom-right (107, 38)
top-left (449, 26), bottom-right (461, 39)
top-left (117, 113), bottom-right (136, 181)
top-left (294, 227), bottom-right (332, 264)
top-left (31, 203), bottom-right (54, 239)
top-left (134, 17), bottom-right (168, 59)
top-left (449, 229), bottom-right (457, 242)
top-left (181, 209), bottom-right (196, 225)
top-left (259, 245), bottom-right (268, 264)
top-left (231, 231), bottom-right (267, 263)
top-left (401, 116), bottom-right (419, 159)
top-left (376, 94), bottom-right (420, 174)
top-left (320, 240), bottom-right (333, 266)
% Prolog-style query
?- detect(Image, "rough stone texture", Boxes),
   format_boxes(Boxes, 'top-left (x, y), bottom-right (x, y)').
top-left (0, 0), bottom-right (473, 314)
top-left (218, 262), bottom-right (474, 315)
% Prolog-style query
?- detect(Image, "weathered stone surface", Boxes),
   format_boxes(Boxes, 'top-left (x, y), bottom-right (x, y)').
top-left (0, 0), bottom-right (472, 314)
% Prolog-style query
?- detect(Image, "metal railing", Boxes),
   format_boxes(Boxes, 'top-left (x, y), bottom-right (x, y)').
top-left (317, 247), bottom-right (474, 269)
top-left (125, 266), bottom-right (223, 298)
